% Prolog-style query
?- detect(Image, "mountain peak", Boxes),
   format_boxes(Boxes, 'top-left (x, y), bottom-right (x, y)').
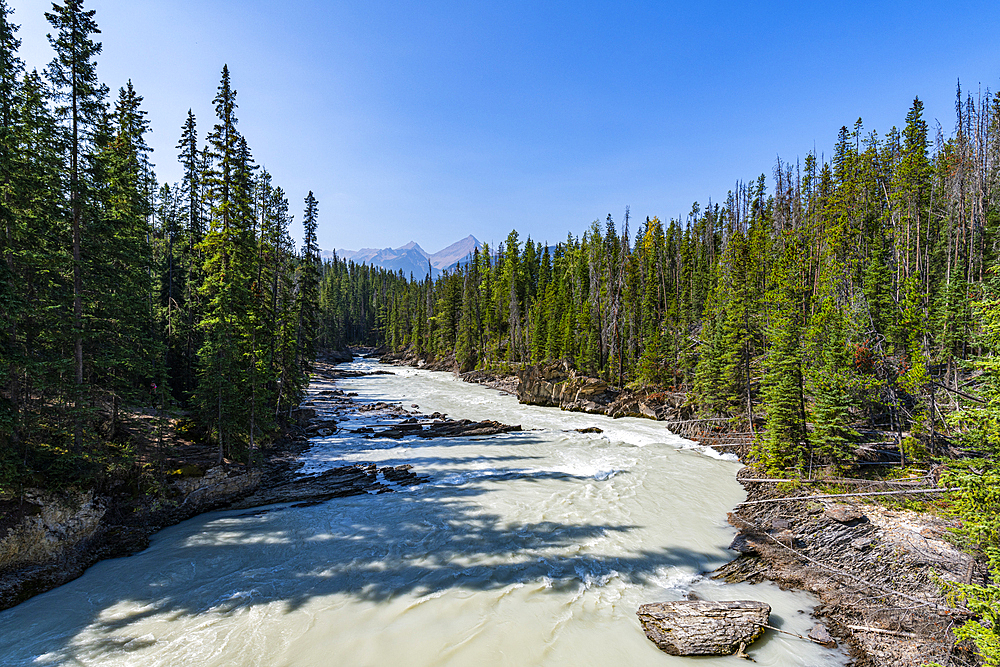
top-left (324, 235), bottom-right (484, 277)
top-left (430, 235), bottom-right (484, 269)
top-left (397, 241), bottom-right (428, 257)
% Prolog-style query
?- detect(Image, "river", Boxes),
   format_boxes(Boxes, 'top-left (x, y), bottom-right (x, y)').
top-left (0, 359), bottom-right (847, 666)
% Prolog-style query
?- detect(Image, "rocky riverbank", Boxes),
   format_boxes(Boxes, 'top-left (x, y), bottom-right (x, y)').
top-left (0, 355), bottom-right (337, 609)
top-left (0, 353), bottom-right (526, 612)
top-left (378, 354), bottom-right (697, 424)
top-left (0, 461), bottom-right (267, 611)
top-left (713, 470), bottom-right (983, 666)
top-left (376, 353), bottom-right (982, 666)
top-left (9, 351), bottom-right (980, 665)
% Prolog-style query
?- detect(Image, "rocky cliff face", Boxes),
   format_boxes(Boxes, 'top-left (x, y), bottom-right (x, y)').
top-left (0, 466), bottom-right (264, 611)
top-left (515, 360), bottom-right (691, 422)
top-left (380, 348), bottom-right (458, 372)
top-left (0, 490), bottom-right (106, 574)
top-left (516, 360), bottom-right (612, 411)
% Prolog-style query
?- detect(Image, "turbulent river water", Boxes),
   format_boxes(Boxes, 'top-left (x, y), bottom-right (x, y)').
top-left (0, 359), bottom-right (848, 666)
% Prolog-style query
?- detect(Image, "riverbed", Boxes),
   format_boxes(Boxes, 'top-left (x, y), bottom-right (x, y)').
top-left (0, 359), bottom-right (847, 666)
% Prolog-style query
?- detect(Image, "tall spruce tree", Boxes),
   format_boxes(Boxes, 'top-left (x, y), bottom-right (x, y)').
top-left (45, 0), bottom-right (108, 451)
top-left (296, 191), bottom-right (320, 376)
top-left (92, 81), bottom-right (156, 438)
top-left (757, 239), bottom-right (807, 472)
top-left (0, 0), bottom-right (23, 451)
top-left (196, 64), bottom-right (256, 462)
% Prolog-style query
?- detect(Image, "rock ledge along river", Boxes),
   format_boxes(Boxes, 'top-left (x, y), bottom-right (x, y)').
top-left (0, 359), bottom-right (848, 666)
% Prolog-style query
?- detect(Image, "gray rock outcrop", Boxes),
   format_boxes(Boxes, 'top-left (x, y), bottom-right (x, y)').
top-left (515, 360), bottom-right (692, 421)
top-left (516, 360), bottom-right (615, 413)
top-left (0, 491), bottom-right (106, 573)
top-left (636, 600), bottom-right (771, 656)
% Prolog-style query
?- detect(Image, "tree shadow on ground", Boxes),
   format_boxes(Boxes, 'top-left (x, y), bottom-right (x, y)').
top-left (0, 456), bottom-right (730, 664)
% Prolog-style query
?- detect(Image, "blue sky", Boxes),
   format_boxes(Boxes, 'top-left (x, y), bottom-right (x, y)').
top-left (11, 0), bottom-right (1000, 253)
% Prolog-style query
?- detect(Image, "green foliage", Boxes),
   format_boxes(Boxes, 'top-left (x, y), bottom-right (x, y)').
top-left (959, 281), bottom-right (1000, 456)
top-left (939, 460), bottom-right (1000, 666)
top-left (806, 301), bottom-right (858, 466)
top-left (1, 10), bottom-right (320, 487)
top-left (2, 1), bottom-right (999, 527)
top-left (936, 271), bottom-right (1000, 666)
top-left (756, 240), bottom-right (807, 472)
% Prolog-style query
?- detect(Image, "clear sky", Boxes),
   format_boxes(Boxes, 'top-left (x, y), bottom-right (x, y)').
top-left (10, 0), bottom-right (1000, 253)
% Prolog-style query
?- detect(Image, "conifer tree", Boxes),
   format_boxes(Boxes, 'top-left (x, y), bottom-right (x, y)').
top-left (92, 81), bottom-right (156, 437)
top-left (936, 269), bottom-right (1000, 666)
top-left (297, 190), bottom-right (320, 376)
top-left (807, 302), bottom-right (857, 466)
top-left (456, 259), bottom-right (480, 371)
top-left (45, 0), bottom-right (108, 451)
top-left (0, 0), bottom-right (24, 449)
top-left (757, 240), bottom-right (807, 472)
top-left (196, 64), bottom-right (255, 462)
top-left (5, 70), bottom-right (64, 457)
top-left (174, 109), bottom-right (203, 395)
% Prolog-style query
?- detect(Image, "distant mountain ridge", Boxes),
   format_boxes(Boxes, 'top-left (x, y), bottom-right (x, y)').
top-left (321, 235), bottom-right (482, 278)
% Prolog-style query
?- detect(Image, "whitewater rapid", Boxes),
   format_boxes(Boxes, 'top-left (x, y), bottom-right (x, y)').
top-left (0, 359), bottom-right (846, 666)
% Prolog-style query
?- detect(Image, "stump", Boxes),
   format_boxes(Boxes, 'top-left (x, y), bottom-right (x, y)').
top-left (636, 600), bottom-right (771, 656)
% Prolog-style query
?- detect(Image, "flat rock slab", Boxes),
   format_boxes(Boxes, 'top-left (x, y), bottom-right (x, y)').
top-left (375, 419), bottom-right (521, 439)
top-left (824, 504), bottom-right (867, 523)
top-left (637, 600), bottom-right (770, 656)
top-left (228, 463), bottom-right (429, 509)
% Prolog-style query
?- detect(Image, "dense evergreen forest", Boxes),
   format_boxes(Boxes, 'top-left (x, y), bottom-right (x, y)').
top-left (1, 1), bottom-right (998, 660)
top-left (0, 1), bottom-right (321, 487)
top-left (318, 90), bottom-right (997, 472)
top-left (314, 72), bottom-right (1000, 660)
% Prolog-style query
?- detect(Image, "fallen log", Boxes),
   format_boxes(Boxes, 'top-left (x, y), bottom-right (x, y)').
top-left (736, 488), bottom-right (948, 505)
top-left (740, 477), bottom-right (932, 486)
top-left (846, 625), bottom-right (920, 639)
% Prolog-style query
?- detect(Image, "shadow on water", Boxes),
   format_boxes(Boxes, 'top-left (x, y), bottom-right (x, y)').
top-left (0, 452), bottom-right (726, 663)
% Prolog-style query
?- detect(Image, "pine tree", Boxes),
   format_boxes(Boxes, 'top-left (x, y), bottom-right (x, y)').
top-left (455, 271), bottom-right (478, 372)
top-left (297, 190), bottom-right (320, 374)
top-left (0, 0), bottom-right (24, 452)
top-left (7, 70), bottom-right (65, 452)
top-left (173, 110), bottom-right (203, 395)
top-left (195, 65), bottom-right (256, 462)
top-left (756, 239), bottom-right (807, 473)
top-left (91, 81), bottom-right (156, 438)
top-left (45, 0), bottom-right (108, 451)
top-left (936, 270), bottom-right (1000, 666)
top-left (807, 302), bottom-right (857, 466)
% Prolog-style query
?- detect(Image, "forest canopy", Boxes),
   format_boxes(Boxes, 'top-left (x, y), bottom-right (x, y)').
top-left (0, 0), bottom-right (321, 486)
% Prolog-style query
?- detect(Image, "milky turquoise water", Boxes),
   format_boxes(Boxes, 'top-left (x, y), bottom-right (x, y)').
top-left (0, 360), bottom-right (846, 666)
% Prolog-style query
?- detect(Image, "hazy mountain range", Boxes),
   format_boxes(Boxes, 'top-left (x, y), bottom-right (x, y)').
top-left (320, 235), bottom-right (483, 278)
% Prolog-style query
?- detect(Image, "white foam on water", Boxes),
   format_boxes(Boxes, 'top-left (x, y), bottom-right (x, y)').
top-left (0, 359), bottom-right (849, 667)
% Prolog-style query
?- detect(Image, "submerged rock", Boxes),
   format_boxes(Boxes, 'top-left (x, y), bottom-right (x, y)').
top-left (636, 600), bottom-right (770, 656)
top-left (809, 623), bottom-right (838, 648)
top-left (375, 418), bottom-right (521, 440)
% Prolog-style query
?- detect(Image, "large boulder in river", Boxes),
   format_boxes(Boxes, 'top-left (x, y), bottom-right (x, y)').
top-left (516, 359), bottom-right (572, 406)
top-left (636, 600), bottom-right (770, 656)
top-left (321, 349), bottom-right (354, 364)
top-left (516, 360), bottom-right (616, 413)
